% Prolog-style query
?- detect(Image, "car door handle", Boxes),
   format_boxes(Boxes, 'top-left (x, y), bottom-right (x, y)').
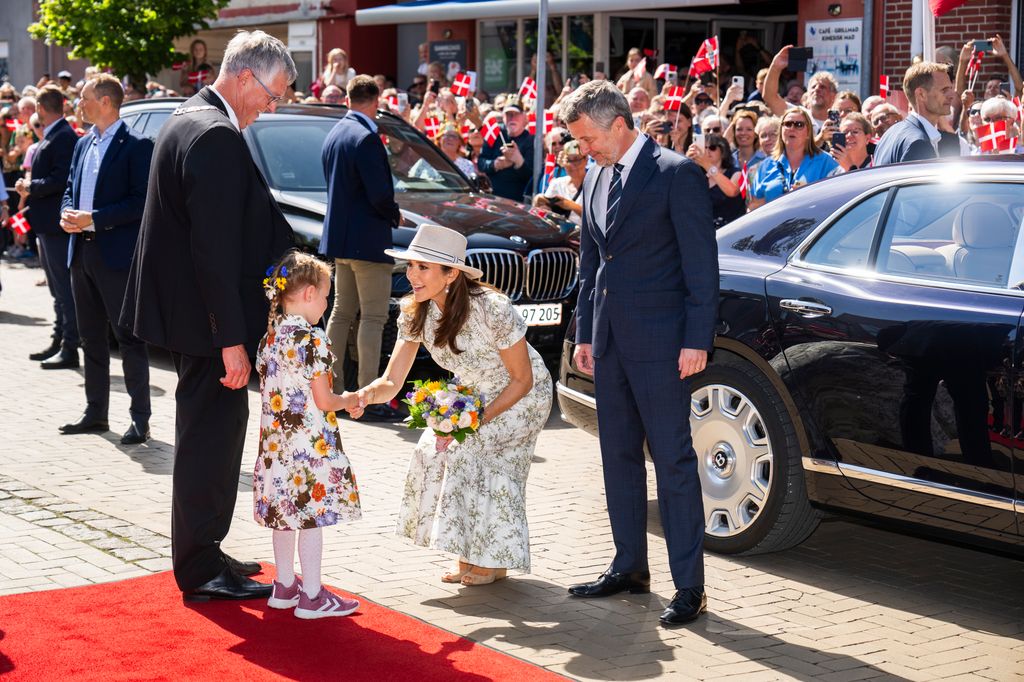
top-left (779, 299), bottom-right (833, 318)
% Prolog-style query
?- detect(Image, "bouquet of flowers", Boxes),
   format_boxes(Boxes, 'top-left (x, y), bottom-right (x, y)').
top-left (403, 378), bottom-right (484, 448)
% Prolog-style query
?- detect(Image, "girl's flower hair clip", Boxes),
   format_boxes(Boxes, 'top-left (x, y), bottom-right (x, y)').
top-left (262, 264), bottom-right (289, 300)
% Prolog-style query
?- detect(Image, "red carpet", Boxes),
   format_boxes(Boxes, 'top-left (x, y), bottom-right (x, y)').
top-left (0, 566), bottom-right (562, 681)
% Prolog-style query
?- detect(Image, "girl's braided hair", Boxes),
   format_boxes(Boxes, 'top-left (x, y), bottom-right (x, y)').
top-left (263, 250), bottom-right (333, 335)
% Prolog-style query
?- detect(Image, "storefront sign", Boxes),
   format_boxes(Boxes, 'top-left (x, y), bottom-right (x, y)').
top-left (804, 19), bottom-right (863, 95)
top-left (430, 40), bottom-right (467, 82)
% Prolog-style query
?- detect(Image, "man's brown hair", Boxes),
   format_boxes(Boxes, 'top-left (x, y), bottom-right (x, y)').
top-left (346, 74), bottom-right (379, 106)
top-left (903, 61), bottom-right (949, 103)
top-left (91, 73), bottom-right (124, 109)
top-left (36, 85), bottom-right (65, 116)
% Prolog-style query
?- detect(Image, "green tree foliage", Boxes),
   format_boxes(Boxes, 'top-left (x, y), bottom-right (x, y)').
top-left (28, 0), bottom-right (230, 84)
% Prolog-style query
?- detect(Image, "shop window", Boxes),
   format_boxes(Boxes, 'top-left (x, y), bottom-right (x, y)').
top-left (608, 17), bottom-right (656, 83)
top-left (567, 16), bottom-right (594, 81)
top-left (480, 20), bottom-right (518, 97)
top-left (523, 18), bottom-right (565, 107)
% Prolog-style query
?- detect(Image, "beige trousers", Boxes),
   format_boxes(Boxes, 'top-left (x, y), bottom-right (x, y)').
top-left (326, 258), bottom-right (393, 389)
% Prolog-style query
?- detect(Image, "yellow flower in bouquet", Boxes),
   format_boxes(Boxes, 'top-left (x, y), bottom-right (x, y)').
top-left (403, 377), bottom-right (485, 444)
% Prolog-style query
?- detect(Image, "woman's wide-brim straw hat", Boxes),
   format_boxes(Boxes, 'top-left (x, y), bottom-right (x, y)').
top-left (384, 223), bottom-right (484, 279)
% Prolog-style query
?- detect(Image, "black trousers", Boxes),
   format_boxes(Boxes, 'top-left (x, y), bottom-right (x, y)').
top-left (70, 241), bottom-right (150, 423)
top-left (170, 352), bottom-right (249, 591)
top-left (37, 232), bottom-right (79, 347)
top-left (593, 332), bottom-right (705, 589)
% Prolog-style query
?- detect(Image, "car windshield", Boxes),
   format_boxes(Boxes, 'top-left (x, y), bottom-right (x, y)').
top-left (247, 114), bottom-right (471, 193)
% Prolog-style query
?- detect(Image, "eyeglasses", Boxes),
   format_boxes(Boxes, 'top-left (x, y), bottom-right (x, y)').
top-left (703, 126), bottom-right (722, 133)
top-left (706, 144), bottom-right (721, 152)
top-left (782, 120), bottom-right (807, 129)
top-left (250, 71), bottom-right (284, 105)
top-left (566, 157), bottom-right (586, 164)
top-left (695, 97), bottom-right (713, 105)
top-left (968, 108), bottom-right (981, 116)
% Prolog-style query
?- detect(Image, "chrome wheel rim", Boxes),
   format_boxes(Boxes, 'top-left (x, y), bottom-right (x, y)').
top-left (691, 384), bottom-right (774, 538)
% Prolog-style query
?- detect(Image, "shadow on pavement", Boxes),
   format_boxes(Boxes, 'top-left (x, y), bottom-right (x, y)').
top-left (0, 310), bottom-right (47, 326)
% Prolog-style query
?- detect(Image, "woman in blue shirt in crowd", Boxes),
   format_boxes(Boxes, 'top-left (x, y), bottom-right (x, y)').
top-left (748, 106), bottom-right (838, 209)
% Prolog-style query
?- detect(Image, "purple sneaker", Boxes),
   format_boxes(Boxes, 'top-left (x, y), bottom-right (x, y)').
top-left (267, 577), bottom-right (303, 609)
top-left (294, 587), bottom-right (359, 619)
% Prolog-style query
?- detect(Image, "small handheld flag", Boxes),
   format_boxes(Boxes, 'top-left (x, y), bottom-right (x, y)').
top-left (879, 75), bottom-right (889, 99)
top-left (451, 72), bottom-right (474, 97)
top-left (654, 63), bottom-right (678, 81)
top-left (518, 77), bottom-right (538, 102)
top-left (10, 210), bottom-right (30, 235)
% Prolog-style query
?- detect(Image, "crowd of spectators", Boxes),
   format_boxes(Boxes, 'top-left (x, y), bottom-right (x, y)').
top-left (3, 31), bottom-right (1023, 259)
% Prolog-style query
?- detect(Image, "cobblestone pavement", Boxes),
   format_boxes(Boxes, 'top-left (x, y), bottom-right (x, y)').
top-left (1, 260), bottom-right (1023, 681)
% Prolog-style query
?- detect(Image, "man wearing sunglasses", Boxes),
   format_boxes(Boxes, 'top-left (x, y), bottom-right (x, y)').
top-left (123, 30), bottom-right (296, 603)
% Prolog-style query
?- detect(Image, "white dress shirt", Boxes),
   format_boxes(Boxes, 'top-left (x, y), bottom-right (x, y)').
top-left (79, 119), bottom-right (125, 231)
top-left (209, 86), bottom-right (240, 131)
top-left (591, 132), bottom-right (649, 233)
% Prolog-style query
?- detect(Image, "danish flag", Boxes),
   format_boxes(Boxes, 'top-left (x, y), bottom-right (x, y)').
top-left (695, 36), bottom-right (719, 71)
top-left (654, 63), bottom-right (677, 81)
top-left (423, 116), bottom-right (441, 137)
top-left (1014, 96), bottom-right (1023, 126)
top-left (386, 94), bottom-right (400, 111)
top-left (663, 86), bottom-right (685, 112)
top-left (451, 72), bottom-right (474, 97)
top-left (482, 117), bottom-right (502, 145)
top-left (4, 119), bottom-right (18, 132)
top-left (460, 121), bottom-right (472, 141)
top-left (879, 75), bottom-right (889, 99)
top-left (9, 210), bottom-right (30, 235)
top-left (738, 162), bottom-right (749, 199)
top-left (187, 70), bottom-right (209, 87)
top-left (977, 120), bottom-right (1008, 153)
top-left (966, 50), bottom-right (983, 88)
top-left (631, 58), bottom-right (648, 82)
top-left (519, 76), bottom-right (537, 102)
top-left (527, 110), bottom-right (554, 136)
top-left (544, 153), bottom-right (557, 182)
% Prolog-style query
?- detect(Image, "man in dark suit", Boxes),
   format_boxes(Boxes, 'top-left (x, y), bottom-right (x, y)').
top-left (873, 62), bottom-right (960, 166)
top-left (477, 95), bottom-right (534, 202)
top-left (320, 74), bottom-right (402, 419)
top-left (58, 75), bottom-right (153, 444)
top-left (561, 81), bottom-right (718, 627)
top-left (15, 86), bottom-right (79, 369)
top-left (122, 31), bottom-right (295, 601)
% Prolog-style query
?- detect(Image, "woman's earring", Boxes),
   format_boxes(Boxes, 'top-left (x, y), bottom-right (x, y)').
top-left (445, 286), bottom-right (450, 294)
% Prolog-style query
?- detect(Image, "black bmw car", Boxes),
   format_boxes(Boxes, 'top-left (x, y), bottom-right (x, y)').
top-left (558, 157), bottom-right (1024, 557)
top-left (119, 99), bottom-right (578, 368)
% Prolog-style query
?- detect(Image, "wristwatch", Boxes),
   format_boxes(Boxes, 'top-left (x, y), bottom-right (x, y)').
top-left (707, 165), bottom-right (719, 177)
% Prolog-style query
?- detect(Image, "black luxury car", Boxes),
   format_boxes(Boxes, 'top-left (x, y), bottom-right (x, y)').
top-left (558, 157), bottom-right (1024, 557)
top-left (119, 99), bottom-right (579, 371)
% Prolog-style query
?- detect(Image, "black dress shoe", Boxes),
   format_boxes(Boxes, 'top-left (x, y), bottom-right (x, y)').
top-left (568, 569), bottom-right (651, 598)
top-left (659, 586), bottom-right (707, 627)
top-left (60, 414), bottom-right (110, 434)
top-left (182, 567), bottom-right (272, 602)
top-left (41, 351), bottom-right (79, 370)
top-left (223, 554), bottom-right (261, 577)
top-left (29, 340), bottom-right (61, 361)
top-left (120, 422), bottom-right (150, 445)
top-left (361, 403), bottom-right (405, 422)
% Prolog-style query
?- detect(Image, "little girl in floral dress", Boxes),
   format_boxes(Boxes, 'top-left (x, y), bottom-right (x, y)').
top-left (254, 251), bottom-right (365, 619)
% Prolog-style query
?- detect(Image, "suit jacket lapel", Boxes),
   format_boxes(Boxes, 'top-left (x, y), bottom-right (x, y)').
top-left (605, 137), bottom-right (658, 241)
top-left (95, 123), bottom-right (129, 185)
top-left (582, 164), bottom-right (603, 244)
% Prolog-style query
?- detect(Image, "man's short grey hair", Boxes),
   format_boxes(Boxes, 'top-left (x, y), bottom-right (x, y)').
top-left (559, 80), bottom-right (634, 130)
top-left (981, 96), bottom-right (1016, 121)
top-left (221, 30), bottom-right (297, 84)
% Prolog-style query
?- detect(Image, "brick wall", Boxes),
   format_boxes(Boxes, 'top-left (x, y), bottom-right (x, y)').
top-left (881, 0), bottom-right (1014, 91)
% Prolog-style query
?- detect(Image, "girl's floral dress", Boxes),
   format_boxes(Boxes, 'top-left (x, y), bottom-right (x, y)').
top-left (253, 314), bottom-right (361, 530)
top-left (395, 289), bottom-right (552, 572)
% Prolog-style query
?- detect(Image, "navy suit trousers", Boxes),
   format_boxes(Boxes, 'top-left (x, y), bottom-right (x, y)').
top-left (37, 231), bottom-right (79, 347)
top-left (593, 330), bottom-right (705, 589)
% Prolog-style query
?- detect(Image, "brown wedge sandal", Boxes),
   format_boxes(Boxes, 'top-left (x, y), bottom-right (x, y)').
top-left (441, 560), bottom-right (473, 583)
top-left (460, 567), bottom-right (507, 586)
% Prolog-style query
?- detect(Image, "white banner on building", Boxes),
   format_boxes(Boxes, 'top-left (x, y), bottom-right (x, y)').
top-left (804, 19), bottom-right (863, 96)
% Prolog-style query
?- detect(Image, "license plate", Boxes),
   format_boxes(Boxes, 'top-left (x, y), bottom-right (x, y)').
top-left (515, 303), bottom-right (562, 327)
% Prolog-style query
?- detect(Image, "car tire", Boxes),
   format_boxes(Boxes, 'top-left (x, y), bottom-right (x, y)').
top-left (692, 355), bottom-right (821, 555)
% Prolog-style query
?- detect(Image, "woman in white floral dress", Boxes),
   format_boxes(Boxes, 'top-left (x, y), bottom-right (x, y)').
top-left (357, 224), bottom-right (552, 586)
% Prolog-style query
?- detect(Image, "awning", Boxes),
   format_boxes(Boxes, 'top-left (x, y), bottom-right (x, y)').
top-left (356, 0), bottom-right (738, 26)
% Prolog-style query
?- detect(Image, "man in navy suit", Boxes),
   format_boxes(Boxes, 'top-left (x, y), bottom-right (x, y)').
top-left (320, 74), bottom-right (402, 419)
top-left (561, 81), bottom-right (718, 627)
top-left (873, 62), bottom-right (960, 166)
top-left (58, 74), bottom-right (153, 444)
top-left (15, 86), bottom-right (79, 369)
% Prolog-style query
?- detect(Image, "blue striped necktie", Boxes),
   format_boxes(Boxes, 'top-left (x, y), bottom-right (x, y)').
top-left (605, 163), bottom-right (623, 233)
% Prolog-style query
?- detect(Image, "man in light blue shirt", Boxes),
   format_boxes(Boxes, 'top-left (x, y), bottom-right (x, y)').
top-left (59, 74), bottom-right (154, 444)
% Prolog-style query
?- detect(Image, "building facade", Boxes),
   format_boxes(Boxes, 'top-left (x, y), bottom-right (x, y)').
top-left (0, 0), bottom-right (88, 90)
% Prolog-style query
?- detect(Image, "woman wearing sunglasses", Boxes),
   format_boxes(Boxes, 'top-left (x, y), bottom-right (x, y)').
top-left (686, 133), bottom-right (746, 228)
top-left (748, 107), bottom-right (837, 209)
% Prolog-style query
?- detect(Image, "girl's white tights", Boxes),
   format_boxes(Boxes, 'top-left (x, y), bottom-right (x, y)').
top-left (272, 528), bottom-right (323, 598)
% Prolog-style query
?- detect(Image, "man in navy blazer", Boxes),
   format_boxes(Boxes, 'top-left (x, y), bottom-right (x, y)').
top-left (15, 86), bottom-right (79, 368)
top-left (561, 81), bottom-right (718, 627)
top-left (873, 62), bottom-right (960, 166)
top-left (58, 74), bottom-right (154, 444)
top-left (320, 75), bottom-right (401, 419)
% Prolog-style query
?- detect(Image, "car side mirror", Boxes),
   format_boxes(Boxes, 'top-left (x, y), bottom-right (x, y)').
top-left (472, 174), bottom-right (492, 194)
